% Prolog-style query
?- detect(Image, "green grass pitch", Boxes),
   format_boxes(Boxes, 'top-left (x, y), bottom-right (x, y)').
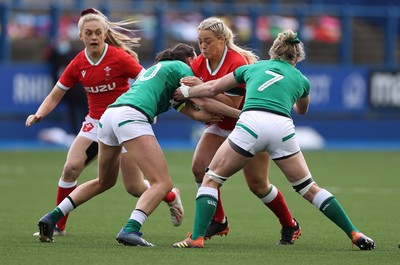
top-left (0, 150), bottom-right (399, 265)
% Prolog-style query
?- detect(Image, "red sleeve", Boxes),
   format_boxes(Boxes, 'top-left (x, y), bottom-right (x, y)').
top-left (57, 56), bottom-right (79, 89)
top-left (119, 50), bottom-right (144, 79)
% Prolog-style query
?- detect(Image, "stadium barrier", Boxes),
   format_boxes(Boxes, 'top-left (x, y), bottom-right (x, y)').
top-left (1, 64), bottom-right (399, 148)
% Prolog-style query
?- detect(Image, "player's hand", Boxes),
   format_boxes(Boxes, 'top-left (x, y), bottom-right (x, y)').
top-left (25, 114), bottom-right (43, 127)
top-left (180, 76), bottom-right (203, 86)
top-left (206, 114), bottom-right (223, 124)
top-left (197, 110), bottom-right (223, 124)
top-left (173, 89), bottom-right (185, 101)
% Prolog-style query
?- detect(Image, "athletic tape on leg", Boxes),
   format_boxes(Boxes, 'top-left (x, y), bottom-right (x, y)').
top-left (205, 168), bottom-right (228, 185)
top-left (291, 173), bottom-right (315, 196)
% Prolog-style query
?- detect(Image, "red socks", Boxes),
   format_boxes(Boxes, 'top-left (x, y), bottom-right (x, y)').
top-left (55, 185), bottom-right (76, 231)
top-left (212, 188), bottom-right (225, 223)
top-left (265, 190), bottom-right (295, 227)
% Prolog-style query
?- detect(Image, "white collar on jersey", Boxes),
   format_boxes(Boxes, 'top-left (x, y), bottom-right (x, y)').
top-left (84, 43), bottom-right (109, 66)
top-left (206, 46), bottom-right (227, 76)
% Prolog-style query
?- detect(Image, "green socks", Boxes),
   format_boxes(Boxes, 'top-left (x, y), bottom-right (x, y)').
top-left (123, 219), bottom-right (142, 233)
top-left (192, 195), bottom-right (218, 239)
top-left (50, 207), bottom-right (65, 224)
top-left (320, 197), bottom-right (359, 237)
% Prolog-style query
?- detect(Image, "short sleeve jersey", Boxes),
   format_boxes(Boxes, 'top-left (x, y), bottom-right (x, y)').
top-left (57, 44), bottom-right (144, 119)
top-left (110, 60), bottom-right (194, 123)
top-left (234, 60), bottom-right (310, 118)
top-left (190, 48), bottom-right (247, 130)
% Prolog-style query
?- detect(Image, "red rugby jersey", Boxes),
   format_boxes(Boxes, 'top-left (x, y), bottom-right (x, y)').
top-left (57, 44), bottom-right (143, 119)
top-left (190, 48), bottom-right (247, 130)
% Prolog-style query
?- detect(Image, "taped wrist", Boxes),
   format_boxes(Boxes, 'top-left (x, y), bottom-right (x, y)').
top-left (180, 84), bottom-right (190, 98)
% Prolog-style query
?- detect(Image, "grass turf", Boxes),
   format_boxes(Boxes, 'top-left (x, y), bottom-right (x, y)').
top-left (0, 150), bottom-right (399, 265)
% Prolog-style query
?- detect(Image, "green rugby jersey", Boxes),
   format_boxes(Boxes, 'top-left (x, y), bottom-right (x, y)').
top-left (110, 60), bottom-right (194, 123)
top-left (234, 60), bottom-right (310, 118)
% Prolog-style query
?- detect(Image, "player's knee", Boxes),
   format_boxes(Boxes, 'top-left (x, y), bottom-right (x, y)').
top-left (125, 180), bottom-right (149, 197)
top-left (248, 182), bottom-right (268, 197)
top-left (97, 176), bottom-right (118, 191)
top-left (62, 163), bottom-right (83, 182)
top-left (290, 173), bottom-right (315, 196)
top-left (125, 186), bottom-right (143, 197)
top-left (192, 163), bottom-right (206, 181)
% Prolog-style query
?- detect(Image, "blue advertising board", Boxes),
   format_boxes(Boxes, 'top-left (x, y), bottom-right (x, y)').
top-left (0, 64), bottom-right (69, 141)
top-left (369, 71), bottom-right (400, 109)
top-left (0, 64), bottom-right (54, 113)
top-left (0, 64), bottom-right (399, 148)
top-left (0, 64), bottom-right (370, 116)
top-left (299, 66), bottom-right (368, 114)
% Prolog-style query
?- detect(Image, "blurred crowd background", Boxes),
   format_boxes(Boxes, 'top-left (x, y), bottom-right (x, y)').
top-left (0, 0), bottom-right (399, 149)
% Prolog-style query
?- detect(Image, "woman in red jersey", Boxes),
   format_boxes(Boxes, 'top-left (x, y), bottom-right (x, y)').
top-left (25, 8), bottom-right (184, 236)
top-left (181, 17), bottom-right (300, 244)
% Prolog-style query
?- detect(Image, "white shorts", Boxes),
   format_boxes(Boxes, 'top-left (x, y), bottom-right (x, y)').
top-left (78, 115), bottom-right (128, 153)
top-left (204, 123), bottom-right (232, 138)
top-left (77, 116), bottom-right (99, 142)
top-left (98, 106), bottom-right (154, 146)
top-left (228, 111), bottom-right (300, 159)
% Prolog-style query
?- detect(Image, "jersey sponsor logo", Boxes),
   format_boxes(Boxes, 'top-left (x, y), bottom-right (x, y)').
top-left (84, 82), bottom-right (116, 93)
top-left (82, 122), bottom-right (94, 132)
top-left (104, 66), bottom-right (112, 80)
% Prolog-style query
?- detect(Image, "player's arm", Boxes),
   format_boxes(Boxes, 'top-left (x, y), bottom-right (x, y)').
top-left (177, 101), bottom-right (222, 124)
top-left (293, 95), bottom-right (310, 115)
top-left (181, 75), bottom-right (242, 111)
top-left (25, 85), bottom-right (67, 127)
top-left (189, 98), bottom-right (240, 119)
top-left (212, 93), bottom-right (242, 109)
top-left (174, 73), bottom-right (238, 100)
top-left (180, 76), bottom-right (203, 87)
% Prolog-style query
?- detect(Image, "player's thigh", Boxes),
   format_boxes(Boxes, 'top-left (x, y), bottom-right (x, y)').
top-left (207, 139), bottom-right (250, 180)
top-left (193, 129), bottom-right (226, 172)
top-left (273, 151), bottom-right (310, 183)
top-left (123, 135), bottom-right (171, 186)
top-left (97, 141), bottom-right (121, 186)
top-left (65, 135), bottom-right (96, 169)
top-left (120, 153), bottom-right (142, 180)
top-left (120, 153), bottom-right (147, 195)
top-left (243, 152), bottom-right (271, 190)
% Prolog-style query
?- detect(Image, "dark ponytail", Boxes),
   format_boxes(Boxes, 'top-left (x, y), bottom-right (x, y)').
top-left (154, 43), bottom-right (196, 64)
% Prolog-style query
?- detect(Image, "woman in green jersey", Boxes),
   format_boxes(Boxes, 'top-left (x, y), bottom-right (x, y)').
top-left (172, 30), bottom-right (375, 251)
top-left (36, 43), bottom-right (232, 247)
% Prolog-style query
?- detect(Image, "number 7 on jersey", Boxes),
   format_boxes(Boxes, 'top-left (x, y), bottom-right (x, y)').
top-left (258, 70), bottom-right (284, 91)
